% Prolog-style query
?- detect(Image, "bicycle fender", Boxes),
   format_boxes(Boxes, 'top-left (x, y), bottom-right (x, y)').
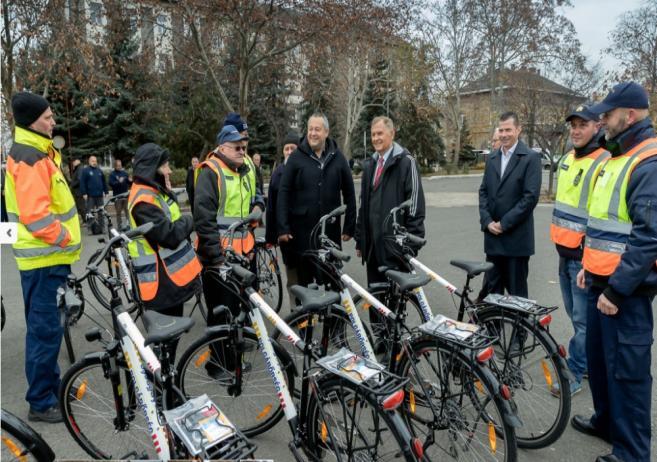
top-left (475, 361), bottom-right (523, 428)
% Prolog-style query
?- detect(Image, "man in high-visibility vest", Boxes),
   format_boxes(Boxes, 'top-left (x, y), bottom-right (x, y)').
top-left (5, 92), bottom-right (81, 423)
top-left (570, 82), bottom-right (657, 462)
top-left (549, 104), bottom-right (609, 397)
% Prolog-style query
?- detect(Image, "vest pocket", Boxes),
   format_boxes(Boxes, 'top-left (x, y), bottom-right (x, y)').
top-left (614, 328), bottom-right (653, 381)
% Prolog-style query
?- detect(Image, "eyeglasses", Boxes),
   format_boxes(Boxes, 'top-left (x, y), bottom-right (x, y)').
top-left (225, 145), bottom-right (247, 152)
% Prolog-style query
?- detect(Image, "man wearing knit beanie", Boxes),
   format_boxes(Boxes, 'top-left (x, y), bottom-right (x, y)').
top-left (5, 91), bottom-right (81, 423)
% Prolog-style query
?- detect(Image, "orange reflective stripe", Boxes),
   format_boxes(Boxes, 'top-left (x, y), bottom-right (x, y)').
top-left (139, 280), bottom-right (158, 301)
top-left (550, 224), bottom-right (584, 249)
top-left (166, 253), bottom-right (202, 287)
top-left (221, 233), bottom-right (255, 255)
top-left (582, 247), bottom-right (620, 277)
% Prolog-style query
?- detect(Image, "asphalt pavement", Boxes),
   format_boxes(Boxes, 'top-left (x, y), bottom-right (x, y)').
top-left (1, 172), bottom-right (655, 461)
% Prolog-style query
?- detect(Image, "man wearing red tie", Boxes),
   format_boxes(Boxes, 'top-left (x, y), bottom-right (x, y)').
top-left (355, 116), bottom-right (426, 284)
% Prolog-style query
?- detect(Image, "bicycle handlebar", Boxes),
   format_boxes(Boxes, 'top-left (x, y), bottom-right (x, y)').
top-left (329, 248), bottom-right (350, 262)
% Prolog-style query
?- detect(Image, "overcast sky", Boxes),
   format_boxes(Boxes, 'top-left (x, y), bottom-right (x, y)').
top-left (560, 0), bottom-right (644, 72)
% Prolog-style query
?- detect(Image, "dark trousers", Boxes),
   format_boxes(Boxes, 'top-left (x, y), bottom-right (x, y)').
top-left (114, 197), bottom-right (129, 229)
top-left (365, 248), bottom-right (389, 339)
top-left (483, 255), bottom-right (529, 297)
top-left (587, 286), bottom-right (653, 462)
top-left (74, 195), bottom-right (86, 221)
top-left (87, 196), bottom-right (105, 229)
top-left (20, 264), bottom-right (70, 412)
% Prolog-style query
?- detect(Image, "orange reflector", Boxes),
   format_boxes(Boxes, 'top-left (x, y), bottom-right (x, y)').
top-left (382, 390), bottom-right (404, 410)
top-left (558, 345), bottom-right (567, 358)
top-left (488, 422), bottom-right (497, 454)
top-left (2, 436), bottom-right (27, 461)
top-left (500, 384), bottom-right (511, 400)
top-left (541, 359), bottom-right (553, 388)
top-left (194, 348), bottom-right (211, 368)
top-left (475, 380), bottom-right (484, 394)
top-left (363, 303), bottom-right (371, 310)
top-left (256, 404), bottom-right (273, 420)
top-left (76, 379), bottom-right (88, 400)
top-left (320, 421), bottom-right (328, 443)
top-left (409, 388), bottom-right (416, 414)
top-left (539, 314), bottom-right (552, 327)
top-left (477, 346), bottom-right (494, 363)
top-left (412, 437), bottom-right (424, 459)
top-left (298, 320), bottom-right (309, 329)
top-left (395, 352), bottom-right (403, 362)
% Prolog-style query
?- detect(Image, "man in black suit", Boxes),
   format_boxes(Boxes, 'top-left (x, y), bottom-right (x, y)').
top-left (478, 111), bottom-right (542, 297)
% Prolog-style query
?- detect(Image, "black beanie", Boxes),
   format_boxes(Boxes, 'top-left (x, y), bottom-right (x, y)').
top-left (283, 131), bottom-right (299, 146)
top-left (11, 92), bottom-right (50, 128)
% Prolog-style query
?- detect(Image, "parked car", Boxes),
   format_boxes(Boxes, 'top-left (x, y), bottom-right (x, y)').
top-left (533, 148), bottom-right (559, 172)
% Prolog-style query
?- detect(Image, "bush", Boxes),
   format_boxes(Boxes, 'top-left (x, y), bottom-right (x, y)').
top-left (170, 168), bottom-right (187, 187)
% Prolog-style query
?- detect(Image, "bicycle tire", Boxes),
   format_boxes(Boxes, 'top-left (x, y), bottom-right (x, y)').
top-left (397, 338), bottom-right (518, 462)
top-left (271, 306), bottom-right (373, 394)
top-left (87, 248), bottom-right (137, 313)
top-left (255, 246), bottom-right (283, 313)
top-left (176, 328), bottom-right (295, 437)
top-left (1, 408), bottom-right (55, 462)
top-left (306, 375), bottom-right (419, 462)
top-left (60, 355), bottom-right (159, 460)
top-left (474, 308), bottom-right (570, 449)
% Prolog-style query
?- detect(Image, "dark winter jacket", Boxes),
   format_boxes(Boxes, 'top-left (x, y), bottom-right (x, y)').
top-left (80, 165), bottom-right (108, 197)
top-left (479, 140), bottom-right (542, 257)
top-left (588, 118), bottom-right (657, 305)
top-left (276, 137), bottom-right (356, 267)
top-left (266, 161), bottom-right (295, 264)
top-left (70, 164), bottom-right (84, 197)
top-left (130, 143), bottom-right (200, 310)
top-left (355, 142), bottom-right (426, 268)
top-left (109, 168), bottom-right (131, 195)
top-left (185, 167), bottom-right (195, 212)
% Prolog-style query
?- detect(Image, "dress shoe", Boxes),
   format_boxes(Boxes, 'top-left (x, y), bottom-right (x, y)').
top-left (571, 415), bottom-right (610, 443)
top-left (596, 454), bottom-right (624, 462)
top-left (28, 406), bottom-right (63, 423)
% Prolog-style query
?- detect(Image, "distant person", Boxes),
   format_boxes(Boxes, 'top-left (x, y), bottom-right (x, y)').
top-left (6, 92), bottom-right (81, 423)
top-left (69, 158), bottom-right (86, 220)
top-left (252, 153), bottom-right (264, 195)
top-left (80, 155), bottom-right (108, 226)
top-left (265, 131), bottom-right (299, 308)
top-left (277, 113), bottom-right (356, 286)
top-left (478, 111), bottom-right (541, 297)
top-left (185, 156), bottom-right (199, 213)
top-left (108, 158), bottom-right (131, 229)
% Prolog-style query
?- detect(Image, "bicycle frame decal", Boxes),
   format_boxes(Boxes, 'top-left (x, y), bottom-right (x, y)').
top-left (114, 248), bottom-right (133, 293)
top-left (338, 290), bottom-right (376, 361)
top-left (121, 337), bottom-right (170, 460)
top-left (340, 274), bottom-right (394, 319)
top-left (411, 287), bottom-right (434, 321)
top-left (248, 291), bottom-right (303, 348)
top-left (117, 312), bottom-right (161, 375)
top-left (409, 257), bottom-right (458, 293)
top-left (249, 307), bottom-right (298, 422)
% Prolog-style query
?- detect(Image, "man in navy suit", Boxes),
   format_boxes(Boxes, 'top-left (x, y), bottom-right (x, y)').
top-left (478, 112), bottom-right (542, 297)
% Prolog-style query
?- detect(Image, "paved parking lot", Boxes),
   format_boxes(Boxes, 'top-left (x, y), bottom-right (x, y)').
top-left (1, 173), bottom-right (655, 461)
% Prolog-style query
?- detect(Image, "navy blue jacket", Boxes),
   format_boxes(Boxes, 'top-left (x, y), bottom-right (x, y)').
top-left (597, 118), bottom-right (657, 304)
top-left (80, 165), bottom-right (108, 197)
top-left (478, 140), bottom-right (542, 257)
top-left (109, 169), bottom-right (131, 195)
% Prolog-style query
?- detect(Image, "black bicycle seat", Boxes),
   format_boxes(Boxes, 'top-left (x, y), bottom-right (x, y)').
top-left (289, 285), bottom-right (340, 312)
top-left (385, 270), bottom-right (431, 292)
top-left (450, 259), bottom-right (494, 277)
top-left (142, 311), bottom-right (195, 346)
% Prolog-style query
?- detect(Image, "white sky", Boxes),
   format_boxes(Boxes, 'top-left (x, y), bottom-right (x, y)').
top-left (560, 0), bottom-right (644, 73)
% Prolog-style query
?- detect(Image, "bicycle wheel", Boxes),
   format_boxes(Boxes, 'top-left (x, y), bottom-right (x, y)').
top-left (255, 246), bottom-right (283, 313)
top-left (475, 309), bottom-right (570, 449)
top-left (60, 355), bottom-right (159, 459)
top-left (87, 248), bottom-right (136, 312)
top-left (397, 339), bottom-right (517, 462)
top-left (176, 329), bottom-right (295, 437)
top-left (1, 409), bottom-right (55, 462)
top-left (307, 376), bottom-right (418, 461)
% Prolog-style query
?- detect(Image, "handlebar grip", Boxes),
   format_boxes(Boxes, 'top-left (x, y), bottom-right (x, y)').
top-left (125, 222), bottom-right (154, 239)
top-left (329, 248), bottom-right (351, 262)
top-left (230, 264), bottom-right (256, 286)
top-left (399, 199), bottom-right (413, 210)
top-left (245, 209), bottom-right (262, 224)
top-left (406, 233), bottom-right (426, 247)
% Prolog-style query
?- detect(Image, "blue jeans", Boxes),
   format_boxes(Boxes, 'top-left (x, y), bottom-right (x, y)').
top-left (558, 257), bottom-right (587, 383)
top-left (20, 265), bottom-right (70, 412)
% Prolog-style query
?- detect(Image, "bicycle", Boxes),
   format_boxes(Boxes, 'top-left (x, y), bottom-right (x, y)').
top-left (354, 199), bottom-right (573, 450)
top-left (58, 223), bottom-right (256, 460)
top-left (1, 409), bottom-right (55, 462)
top-left (280, 205), bottom-right (519, 461)
top-left (176, 210), bottom-right (426, 461)
top-left (254, 236), bottom-right (283, 313)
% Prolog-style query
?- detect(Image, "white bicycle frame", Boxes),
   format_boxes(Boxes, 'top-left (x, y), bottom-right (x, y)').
top-left (110, 229), bottom-right (134, 295)
top-left (115, 312), bottom-right (170, 461)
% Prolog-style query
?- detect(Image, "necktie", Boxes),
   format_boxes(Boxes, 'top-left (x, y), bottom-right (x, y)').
top-left (373, 156), bottom-right (385, 187)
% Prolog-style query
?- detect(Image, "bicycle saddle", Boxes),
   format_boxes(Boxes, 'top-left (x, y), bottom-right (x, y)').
top-left (385, 269), bottom-right (431, 292)
top-left (450, 259), bottom-right (494, 277)
top-left (289, 285), bottom-right (341, 312)
top-left (142, 311), bottom-right (195, 346)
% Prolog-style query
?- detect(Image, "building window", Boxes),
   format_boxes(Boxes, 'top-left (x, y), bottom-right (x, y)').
top-left (89, 2), bottom-right (102, 25)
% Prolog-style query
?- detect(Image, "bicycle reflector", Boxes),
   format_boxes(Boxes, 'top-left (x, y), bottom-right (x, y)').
top-left (500, 384), bottom-right (511, 400)
top-left (558, 344), bottom-right (567, 358)
top-left (477, 346), bottom-right (494, 363)
top-left (381, 390), bottom-right (405, 410)
top-left (409, 388), bottom-right (416, 414)
top-left (538, 314), bottom-right (552, 327)
top-left (412, 437), bottom-right (424, 459)
top-left (488, 422), bottom-right (497, 454)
